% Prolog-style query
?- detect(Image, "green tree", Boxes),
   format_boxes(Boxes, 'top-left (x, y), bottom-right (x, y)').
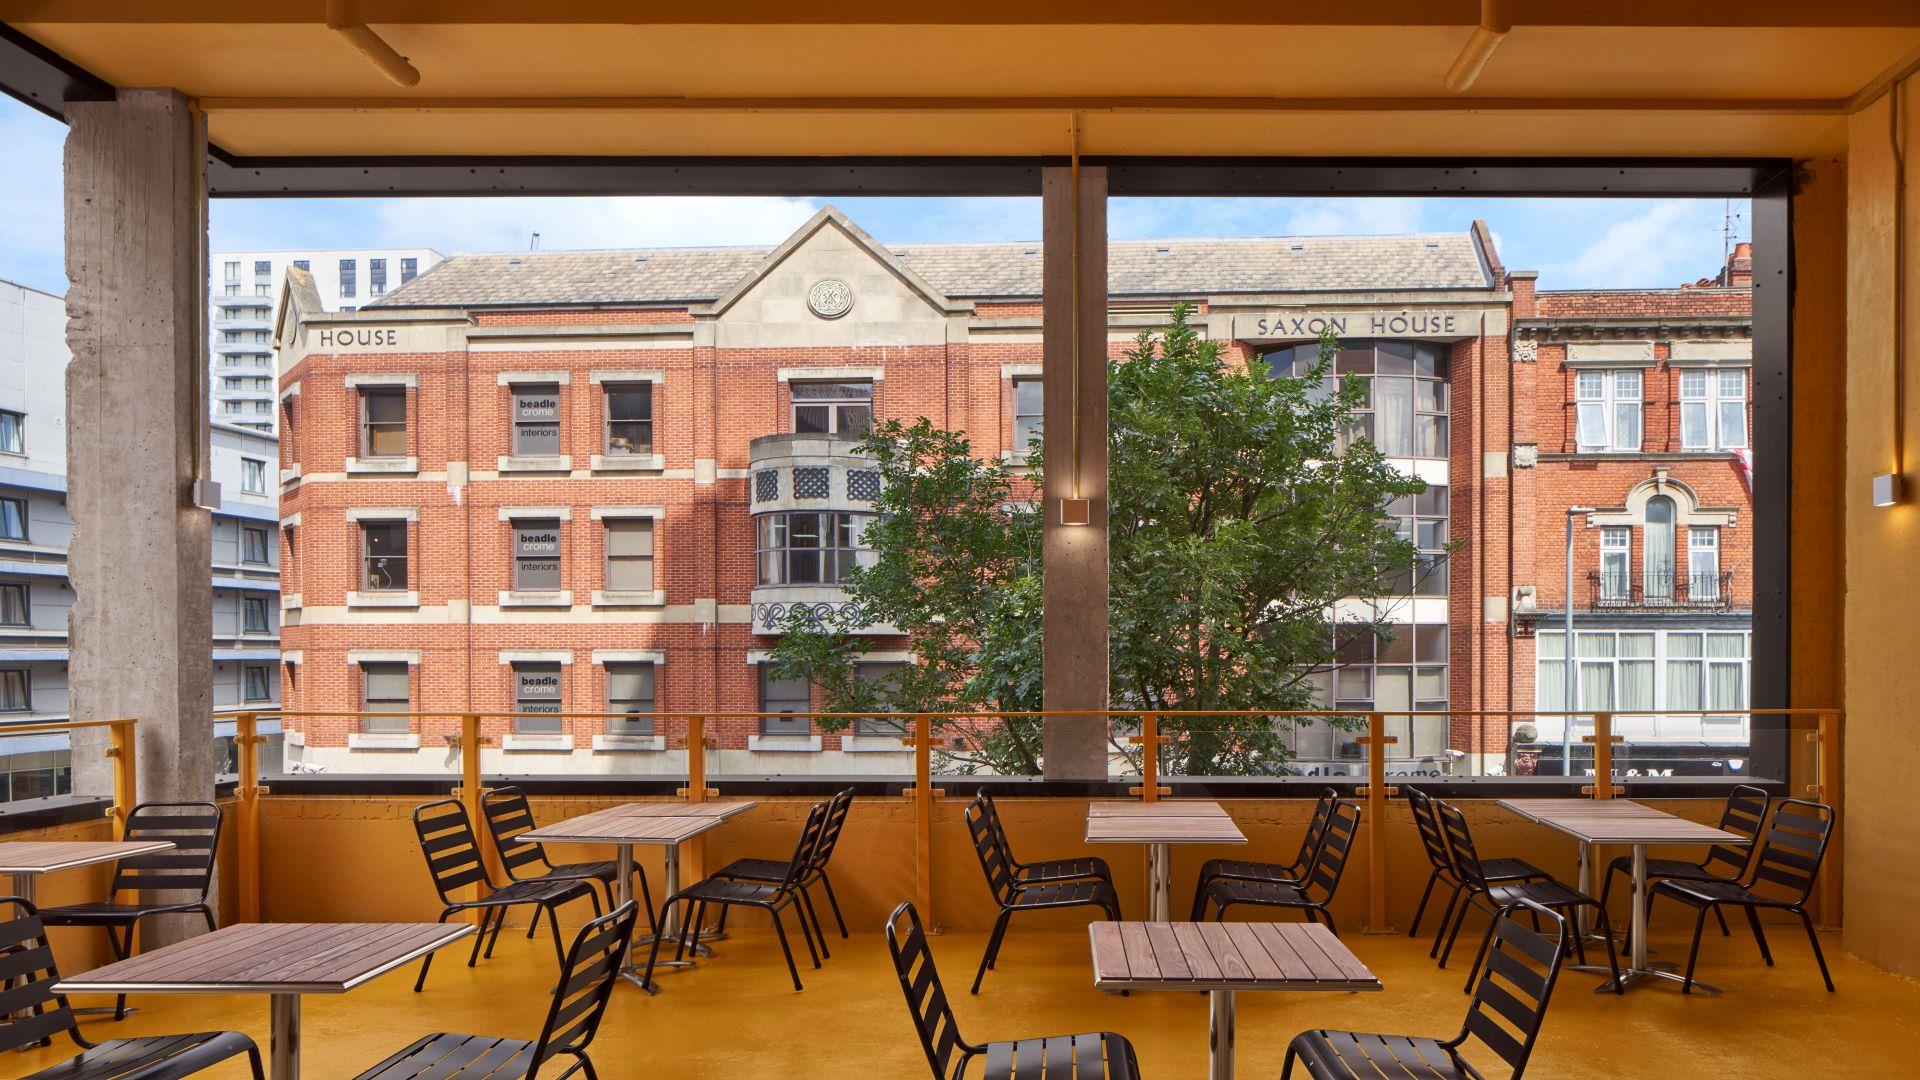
top-left (771, 303), bottom-right (1426, 774)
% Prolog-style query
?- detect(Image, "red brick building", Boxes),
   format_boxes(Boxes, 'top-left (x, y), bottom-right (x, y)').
top-left (273, 207), bottom-right (1751, 778)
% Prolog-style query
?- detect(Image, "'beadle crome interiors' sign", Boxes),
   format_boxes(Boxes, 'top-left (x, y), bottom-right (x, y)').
top-left (1239, 310), bottom-right (1469, 340)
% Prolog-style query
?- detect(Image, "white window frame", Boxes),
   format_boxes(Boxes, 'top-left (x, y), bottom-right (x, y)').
top-left (240, 457), bottom-right (267, 495)
top-left (1688, 527), bottom-right (1721, 602)
top-left (1680, 368), bottom-right (1749, 450)
top-left (1599, 527), bottom-right (1631, 600)
top-left (1575, 369), bottom-right (1642, 452)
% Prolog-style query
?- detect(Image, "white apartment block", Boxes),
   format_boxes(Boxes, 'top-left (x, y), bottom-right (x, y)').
top-left (2, 276), bottom-right (283, 799)
top-left (211, 247), bottom-right (443, 432)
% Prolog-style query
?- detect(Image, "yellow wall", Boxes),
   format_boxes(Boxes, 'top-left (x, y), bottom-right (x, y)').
top-left (1844, 84), bottom-right (1920, 979)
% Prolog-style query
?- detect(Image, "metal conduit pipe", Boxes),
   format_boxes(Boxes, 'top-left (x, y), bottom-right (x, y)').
top-left (326, 0), bottom-right (421, 88)
top-left (1445, 0), bottom-right (1512, 93)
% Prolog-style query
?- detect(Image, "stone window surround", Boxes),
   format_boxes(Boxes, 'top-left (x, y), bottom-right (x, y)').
top-left (777, 366), bottom-right (885, 383)
top-left (591, 506), bottom-right (665, 607)
top-left (742, 650), bottom-right (912, 753)
top-left (592, 649), bottom-right (668, 751)
top-left (496, 370), bottom-right (572, 386)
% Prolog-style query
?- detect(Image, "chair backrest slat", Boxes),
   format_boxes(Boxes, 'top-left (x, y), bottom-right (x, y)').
top-left (964, 796), bottom-right (1017, 903)
top-left (1455, 900), bottom-right (1568, 1080)
top-left (482, 786), bottom-right (555, 878)
top-left (977, 790), bottom-right (1020, 870)
top-left (1704, 784), bottom-right (1771, 877)
top-left (111, 802), bottom-right (223, 901)
top-left (527, 900), bottom-right (640, 1075)
top-left (782, 801), bottom-right (833, 892)
top-left (808, 788), bottom-right (856, 874)
top-left (413, 798), bottom-right (493, 903)
top-left (1304, 799), bottom-right (1361, 903)
top-left (0, 899), bottom-right (85, 1056)
top-left (1435, 801), bottom-right (1489, 890)
top-left (1745, 799), bottom-right (1833, 904)
top-left (1404, 787), bottom-right (1453, 874)
top-left (887, 901), bottom-right (976, 1080)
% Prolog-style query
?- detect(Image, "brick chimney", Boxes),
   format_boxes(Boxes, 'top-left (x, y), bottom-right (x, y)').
top-left (1721, 241), bottom-right (1753, 287)
top-left (1507, 270), bottom-right (1538, 317)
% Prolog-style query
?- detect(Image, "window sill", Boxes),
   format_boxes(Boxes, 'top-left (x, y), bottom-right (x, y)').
top-left (590, 453), bottom-right (665, 472)
top-left (592, 734), bottom-right (667, 752)
top-left (842, 734), bottom-right (913, 753)
top-left (347, 733), bottom-right (420, 750)
top-left (279, 466), bottom-right (302, 485)
top-left (345, 456), bottom-right (419, 475)
top-left (280, 594), bottom-right (303, 610)
top-left (499, 590), bottom-right (573, 608)
top-left (346, 590), bottom-right (419, 608)
top-left (503, 733), bottom-right (575, 752)
top-left (497, 455), bottom-right (572, 473)
top-left (591, 590), bottom-right (665, 608)
top-left (747, 734), bottom-right (822, 753)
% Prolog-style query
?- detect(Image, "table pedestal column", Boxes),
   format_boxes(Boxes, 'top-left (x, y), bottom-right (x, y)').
top-left (1148, 843), bottom-right (1171, 921)
top-left (269, 993), bottom-right (300, 1080)
top-left (1207, 988), bottom-right (1235, 1080)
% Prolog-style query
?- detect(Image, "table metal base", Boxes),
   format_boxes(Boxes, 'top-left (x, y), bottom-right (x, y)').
top-left (269, 993), bottom-right (299, 1080)
top-left (1582, 963), bottom-right (1723, 996)
top-left (1207, 988), bottom-right (1235, 1080)
top-left (613, 842), bottom-right (707, 993)
top-left (1148, 843), bottom-right (1171, 922)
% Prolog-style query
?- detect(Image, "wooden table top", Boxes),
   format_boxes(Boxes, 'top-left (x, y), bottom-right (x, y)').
top-left (1089, 921), bottom-right (1381, 992)
top-left (0, 840), bottom-right (175, 874)
top-left (1086, 801), bottom-right (1246, 845)
top-left (54, 922), bottom-right (474, 995)
top-left (1497, 799), bottom-right (1747, 845)
top-left (522, 800), bottom-right (758, 845)
top-left (1087, 800), bottom-right (1233, 818)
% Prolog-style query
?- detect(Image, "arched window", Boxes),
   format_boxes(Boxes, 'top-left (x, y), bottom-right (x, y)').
top-left (1644, 495), bottom-right (1675, 599)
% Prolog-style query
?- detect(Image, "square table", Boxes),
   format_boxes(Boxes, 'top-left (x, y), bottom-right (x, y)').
top-left (521, 799), bottom-right (757, 991)
top-left (1085, 801), bottom-right (1246, 920)
top-left (1498, 798), bottom-right (1750, 994)
top-left (53, 921), bottom-right (475, 1080)
top-left (1090, 920), bottom-right (1380, 1079)
top-left (0, 839), bottom-right (176, 905)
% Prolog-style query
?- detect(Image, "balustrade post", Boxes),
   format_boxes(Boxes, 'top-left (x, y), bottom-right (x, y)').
top-left (911, 714), bottom-right (936, 925)
top-left (105, 718), bottom-right (136, 838)
top-left (1128, 712), bottom-right (1168, 801)
top-left (235, 712), bottom-right (264, 922)
top-left (1815, 711), bottom-right (1843, 928)
top-left (1583, 712), bottom-right (1621, 798)
top-left (459, 714), bottom-right (493, 921)
top-left (1356, 712), bottom-right (1396, 933)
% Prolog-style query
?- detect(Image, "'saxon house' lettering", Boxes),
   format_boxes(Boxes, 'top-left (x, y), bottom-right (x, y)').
top-left (273, 208), bottom-right (1753, 777)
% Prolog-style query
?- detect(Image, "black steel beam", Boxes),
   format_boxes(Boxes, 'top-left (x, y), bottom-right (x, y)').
top-left (1747, 162), bottom-right (1794, 784)
top-left (0, 21), bottom-right (113, 122)
top-left (1102, 157), bottom-right (1790, 198)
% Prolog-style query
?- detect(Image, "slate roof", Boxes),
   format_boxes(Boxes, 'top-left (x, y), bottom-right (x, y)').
top-left (371, 221), bottom-right (1493, 310)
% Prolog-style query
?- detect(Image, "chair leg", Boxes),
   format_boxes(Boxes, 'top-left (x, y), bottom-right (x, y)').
top-left (245, 1044), bottom-right (266, 1080)
top-left (1429, 882), bottom-right (1464, 959)
top-left (1593, 905), bottom-right (1623, 995)
top-left (640, 898), bottom-right (684, 993)
top-left (1796, 908), bottom-right (1836, 992)
top-left (417, 909), bottom-right (458, 992)
top-left (545, 904), bottom-right (568, 970)
top-left (1743, 905), bottom-right (1773, 965)
top-left (768, 907), bottom-right (805, 991)
top-left (108, 920), bottom-right (134, 1021)
top-left (484, 906), bottom-right (509, 959)
top-left (798, 887), bottom-right (830, 960)
top-left (1681, 904), bottom-right (1711, 994)
top-left (1462, 908), bottom-right (1501, 994)
top-left (791, 900), bottom-right (822, 969)
top-left (1409, 869), bottom-right (1441, 937)
top-left (1714, 905), bottom-right (1731, 937)
top-left (635, 869), bottom-right (658, 934)
top-left (1190, 878), bottom-right (1212, 922)
top-left (818, 872), bottom-right (849, 938)
top-left (1437, 895), bottom-right (1478, 969)
top-left (1281, 1046), bottom-right (1298, 1080)
top-left (1318, 906), bottom-right (1338, 938)
top-left (197, 905), bottom-right (217, 934)
top-left (972, 910), bottom-right (1012, 994)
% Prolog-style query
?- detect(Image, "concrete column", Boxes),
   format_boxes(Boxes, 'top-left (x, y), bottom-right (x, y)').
top-left (1040, 165), bottom-right (1109, 779)
top-left (64, 89), bottom-right (214, 943)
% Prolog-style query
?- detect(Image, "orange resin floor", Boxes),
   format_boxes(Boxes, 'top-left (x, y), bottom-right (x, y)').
top-left (19, 916), bottom-right (1920, 1078)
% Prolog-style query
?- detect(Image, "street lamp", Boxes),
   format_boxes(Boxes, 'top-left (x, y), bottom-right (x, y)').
top-left (1564, 506), bottom-right (1596, 776)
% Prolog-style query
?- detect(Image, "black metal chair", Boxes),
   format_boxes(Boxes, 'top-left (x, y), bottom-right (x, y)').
top-left (1432, 800), bottom-right (1621, 995)
top-left (964, 794), bottom-right (1121, 994)
top-left (1187, 787), bottom-right (1337, 920)
top-left (1600, 783), bottom-right (1769, 938)
top-left (1, 897), bottom-right (265, 1080)
top-left (642, 800), bottom-right (828, 992)
top-left (978, 789), bottom-right (1114, 888)
top-left (354, 900), bottom-right (640, 1080)
top-left (1405, 785), bottom-right (1550, 954)
top-left (409, 799), bottom-right (600, 992)
top-left (887, 902), bottom-right (1140, 1080)
top-left (37, 801), bottom-right (224, 1021)
top-left (482, 785), bottom-right (657, 936)
top-left (712, 787), bottom-right (855, 951)
top-left (1648, 798), bottom-right (1836, 993)
top-left (1198, 798), bottom-right (1361, 934)
top-left (1282, 900), bottom-right (1570, 1080)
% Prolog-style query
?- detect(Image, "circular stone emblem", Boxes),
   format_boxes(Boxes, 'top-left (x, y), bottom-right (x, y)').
top-left (807, 278), bottom-right (854, 319)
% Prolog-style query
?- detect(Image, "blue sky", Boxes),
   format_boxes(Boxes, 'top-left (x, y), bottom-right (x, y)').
top-left (2, 94), bottom-right (1747, 298)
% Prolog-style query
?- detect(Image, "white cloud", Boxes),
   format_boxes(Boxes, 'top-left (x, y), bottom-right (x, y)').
top-left (1112, 196), bottom-right (1432, 241)
top-left (369, 195), bottom-right (825, 253)
top-left (1543, 200), bottom-right (1727, 289)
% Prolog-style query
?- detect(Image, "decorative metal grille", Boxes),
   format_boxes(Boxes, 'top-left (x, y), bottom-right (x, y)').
top-left (794, 467), bottom-right (831, 499)
top-left (847, 469), bottom-right (881, 502)
top-left (755, 469), bottom-right (780, 503)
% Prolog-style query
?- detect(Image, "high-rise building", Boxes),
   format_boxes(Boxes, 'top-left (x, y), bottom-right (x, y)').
top-left (1, 276), bottom-right (283, 797)
top-left (210, 247), bottom-right (442, 432)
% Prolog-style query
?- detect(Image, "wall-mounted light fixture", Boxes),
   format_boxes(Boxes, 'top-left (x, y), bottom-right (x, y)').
top-left (1059, 498), bottom-right (1091, 526)
top-left (1873, 474), bottom-right (1903, 508)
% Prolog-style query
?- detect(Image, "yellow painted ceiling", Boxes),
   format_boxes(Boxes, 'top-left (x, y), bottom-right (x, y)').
top-left (7, 6), bottom-right (1918, 158)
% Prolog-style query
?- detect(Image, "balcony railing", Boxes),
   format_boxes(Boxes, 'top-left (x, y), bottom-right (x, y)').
top-left (1587, 568), bottom-right (1735, 610)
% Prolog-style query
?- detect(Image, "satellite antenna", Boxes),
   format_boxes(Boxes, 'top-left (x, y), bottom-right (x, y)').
top-left (530, 231), bottom-right (542, 251)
